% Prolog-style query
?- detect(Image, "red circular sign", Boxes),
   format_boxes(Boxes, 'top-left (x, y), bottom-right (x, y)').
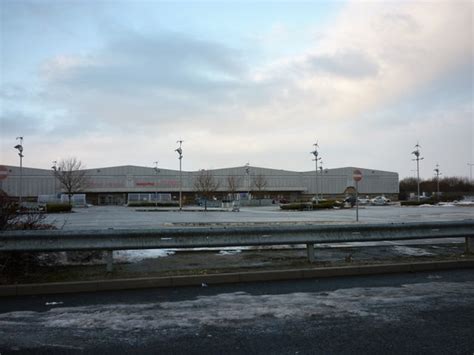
top-left (353, 169), bottom-right (362, 182)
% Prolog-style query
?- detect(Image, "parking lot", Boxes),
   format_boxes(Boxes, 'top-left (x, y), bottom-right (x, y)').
top-left (45, 204), bottom-right (474, 230)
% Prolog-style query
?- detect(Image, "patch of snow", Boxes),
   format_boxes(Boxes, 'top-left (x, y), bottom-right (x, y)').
top-left (183, 246), bottom-right (252, 252)
top-left (113, 249), bottom-right (175, 263)
top-left (392, 246), bottom-right (433, 256)
top-left (1, 282), bottom-right (472, 334)
top-left (218, 249), bottom-right (242, 256)
top-left (438, 203), bottom-right (455, 207)
top-left (454, 201), bottom-right (474, 206)
top-left (45, 302), bottom-right (64, 306)
top-left (418, 204), bottom-right (435, 208)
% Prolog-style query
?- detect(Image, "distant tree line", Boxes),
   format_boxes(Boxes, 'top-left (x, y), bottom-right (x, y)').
top-left (399, 176), bottom-right (474, 200)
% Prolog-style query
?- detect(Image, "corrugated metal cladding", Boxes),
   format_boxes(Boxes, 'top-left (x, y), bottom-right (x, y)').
top-left (0, 164), bottom-right (399, 197)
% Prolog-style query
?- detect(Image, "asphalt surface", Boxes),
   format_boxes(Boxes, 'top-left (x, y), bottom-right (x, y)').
top-left (1, 269), bottom-right (473, 354)
top-left (44, 204), bottom-right (474, 230)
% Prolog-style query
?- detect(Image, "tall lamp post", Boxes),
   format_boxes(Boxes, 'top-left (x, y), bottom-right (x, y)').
top-left (175, 140), bottom-right (183, 211)
top-left (14, 136), bottom-right (24, 206)
top-left (468, 163), bottom-right (474, 181)
top-left (153, 161), bottom-right (160, 207)
top-left (319, 161), bottom-right (324, 201)
top-left (411, 143), bottom-right (424, 202)
top-left (51, 160), bottom-right (59, 197)
top-left (245, 162), bottom-right (250, 200)
top-left (434, 164), bottom-right (441, 200)
top-left (311, 142), bottom-right (321, 204)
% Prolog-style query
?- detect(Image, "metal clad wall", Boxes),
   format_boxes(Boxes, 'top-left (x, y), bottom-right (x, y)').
top-left (0, 166), bottom-right (57, 196)
top-left (0, 164), bottom-right (398, 197)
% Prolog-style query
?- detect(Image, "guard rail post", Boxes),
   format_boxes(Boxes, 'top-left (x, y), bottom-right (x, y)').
top-left (106, 250), bottom-right (114, 272)
top-left (466, 237), bottom-right (474, 254)
top-left (306, 243), bottom-right (315, 263)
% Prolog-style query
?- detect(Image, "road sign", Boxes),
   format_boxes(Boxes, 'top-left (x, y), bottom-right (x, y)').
top-left (353, 169), bottom-right (362, 182)
top-left (0, 166), bottom-right (8, 180)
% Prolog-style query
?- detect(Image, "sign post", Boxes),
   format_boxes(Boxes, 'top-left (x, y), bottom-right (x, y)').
top-left (353, 169), bottom-right (363, 222)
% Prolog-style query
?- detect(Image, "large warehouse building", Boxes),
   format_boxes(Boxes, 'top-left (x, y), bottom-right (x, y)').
top-left (0, 164), bottom-right (399, 205)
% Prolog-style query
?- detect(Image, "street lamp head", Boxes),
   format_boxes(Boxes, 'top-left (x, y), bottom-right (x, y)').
top-left (14, 144), bottom-right (23, 152)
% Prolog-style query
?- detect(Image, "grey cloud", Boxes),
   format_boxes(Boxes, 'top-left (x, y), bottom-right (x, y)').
top-left (0, 106), bottom-right (92, 139)
top-left (0, 110), bottom-right (45, 136)
top-left (306, 50), bottom-right (379, 79)
top-left (38, 30), bottom-right (291, 132)
top-left (51, 32), bottom-right (246, 93)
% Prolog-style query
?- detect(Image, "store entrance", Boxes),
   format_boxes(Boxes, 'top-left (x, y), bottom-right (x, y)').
top-left (98, 194), bottom-right (125, 205)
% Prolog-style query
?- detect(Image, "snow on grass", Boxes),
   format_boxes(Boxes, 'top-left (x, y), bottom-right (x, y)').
top-left (438, 203), bottom-right (456, 207)
top-left (392, 245), bottom-right (433, 256)
top-left (113, 249), bottom-right (175, 262)
top-left (1, 281), bottom-right (473, 334)
top-left (218, 249), bottom-right (242, 256)
top-left (454, 201), bottom-right (474, 206)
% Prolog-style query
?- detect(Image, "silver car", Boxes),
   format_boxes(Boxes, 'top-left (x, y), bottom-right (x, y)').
top-left (370, 196), bottom-right (390, 206)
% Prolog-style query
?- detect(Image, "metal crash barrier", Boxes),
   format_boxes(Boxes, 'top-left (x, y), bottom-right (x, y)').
top-left (1, 220), bottom-right (473, 272)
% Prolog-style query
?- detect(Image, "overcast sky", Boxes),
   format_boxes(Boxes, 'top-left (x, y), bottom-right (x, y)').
top-left (1, 0), bottom-right (472, 179)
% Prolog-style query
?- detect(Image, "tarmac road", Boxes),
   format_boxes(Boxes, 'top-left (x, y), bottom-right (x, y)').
top-left (1, 269), bottom-right (473, 354)
top-left (45, 204), bottom-right (474, 230)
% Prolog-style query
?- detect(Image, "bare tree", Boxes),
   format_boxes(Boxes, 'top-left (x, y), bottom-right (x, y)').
top-left (226, 175), bottom-right (241, 201)
top-left (252, 173), bottom-right (268, 204)
top-left (0, 190), bottom-right (19, 230)
top-left (53, 158), bottom-right (88, 204)
top-left (194, 170), bottom-right (220, 210)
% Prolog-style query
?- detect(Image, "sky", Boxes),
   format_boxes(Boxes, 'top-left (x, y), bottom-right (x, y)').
top-left (0, 0), bottom-right (472, 179)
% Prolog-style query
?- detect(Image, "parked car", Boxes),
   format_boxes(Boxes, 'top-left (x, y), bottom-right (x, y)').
top-left (357, 197), bottom-right (371, 205)
top-left (370, 196), bottom-right (390, 206)
top-left (344, 196), bottom-right (356, 207)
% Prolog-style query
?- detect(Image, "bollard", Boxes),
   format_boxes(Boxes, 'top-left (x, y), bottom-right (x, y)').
top-left (106, 250), bottom-right (114, 272)
top-left (306, 243), bottom-right (315, 263)
top-left (466, 237), bottom-right (474, 254)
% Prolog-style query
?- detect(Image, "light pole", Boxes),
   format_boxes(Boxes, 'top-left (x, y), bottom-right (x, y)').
top-left (319, 161), bottom-right (323, 201)
top-left (51, 160), bottom-right (59, 197)
top-left (14, 137), bottom-right (24, 206)
top-left (245, 162), bottom-right (250, 200)
top-left (153, 161), bottom-right (160, 207)
top-left (434, 164), bottom-right (441, 200)
top-left (311, 142), bottom-right (321, 204)
top-left (468, 163), bottom-right (474, 181)
top-left (411, 143), bottom-right (424, 202)
top-left (175, 140), bottom-right (183, 211)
